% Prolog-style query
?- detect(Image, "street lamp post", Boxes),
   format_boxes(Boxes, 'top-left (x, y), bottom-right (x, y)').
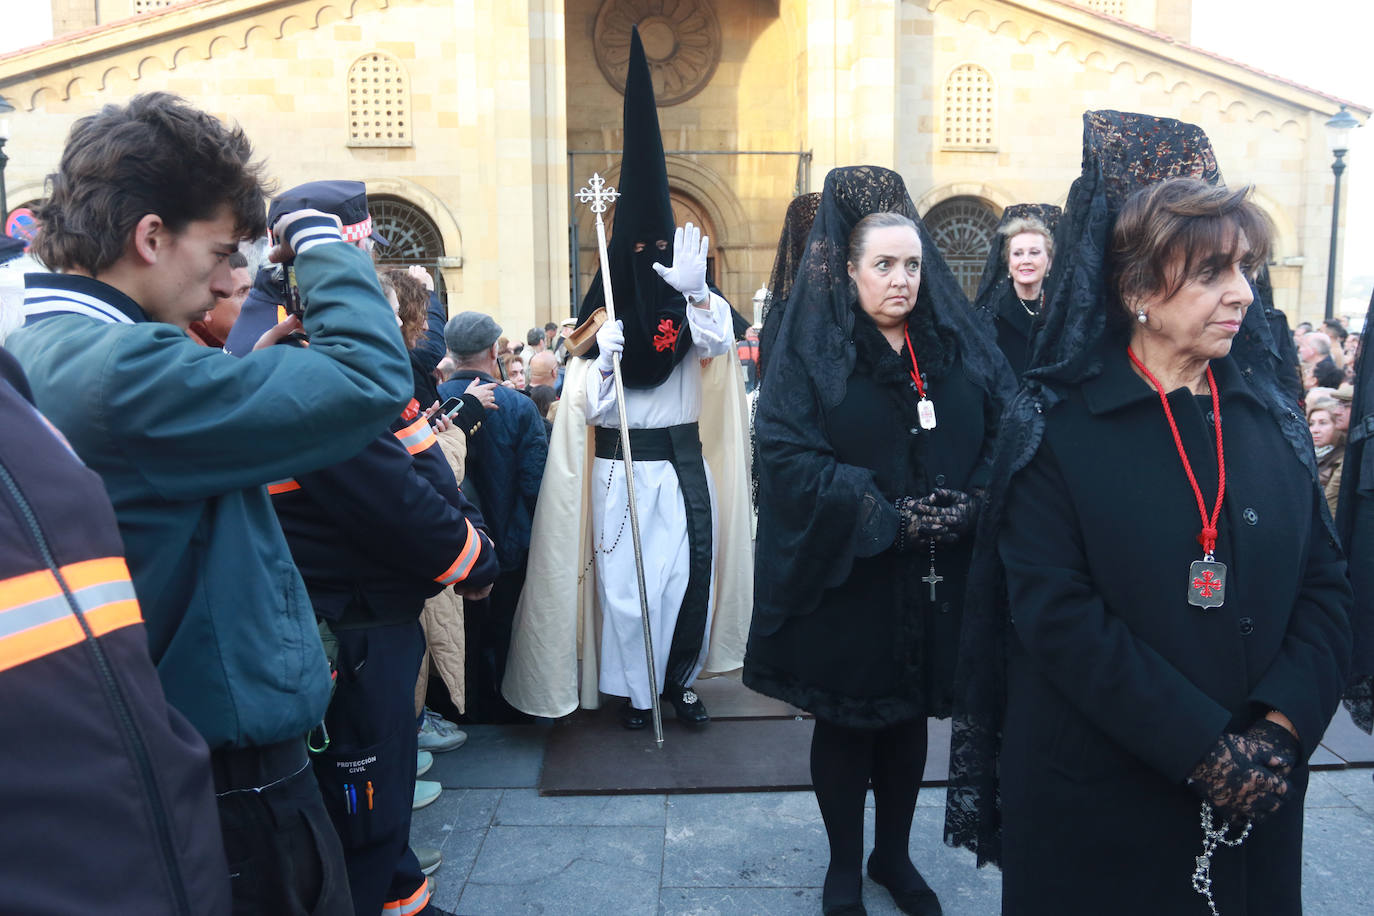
top-left (1324, 105), bottom-right (1359, 321)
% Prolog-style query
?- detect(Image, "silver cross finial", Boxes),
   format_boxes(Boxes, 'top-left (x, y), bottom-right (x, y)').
top-left (576, 173), bottom-right (620, 215)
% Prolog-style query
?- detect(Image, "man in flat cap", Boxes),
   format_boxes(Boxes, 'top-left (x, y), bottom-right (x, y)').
top-left (438, 311), bottom-right (549, 721)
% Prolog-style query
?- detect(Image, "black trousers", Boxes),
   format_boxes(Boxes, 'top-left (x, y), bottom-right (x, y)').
top-left (311, 622), bottom-right (429, 916)
top-left (216, 751), bottom-right (353, 916)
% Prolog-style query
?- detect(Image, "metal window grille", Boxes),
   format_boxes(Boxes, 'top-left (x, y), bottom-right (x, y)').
top-left (370, 196), bottom-right (447, 298)
top-left (923, 197), bottom-right (1002, 301)
top-left (1085, 0), bottom-right (1128, 17)
top-left (132, 0), bottom-right (178, 12)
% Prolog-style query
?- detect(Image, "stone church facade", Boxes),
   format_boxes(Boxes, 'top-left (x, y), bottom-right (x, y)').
top-left (1, 0), bottom-right (1366, 330)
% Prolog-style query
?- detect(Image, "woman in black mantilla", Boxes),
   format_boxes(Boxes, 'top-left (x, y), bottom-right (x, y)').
top-left (747, 166), bottom-right (1013, 916)
top-left (983, 212), bottom-right (1055, 379)
top-left (943, 111), bottom-right (1353, 916)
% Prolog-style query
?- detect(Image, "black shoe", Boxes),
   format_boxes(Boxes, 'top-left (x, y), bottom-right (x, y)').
top-left (619, 700), bottom-right (648, 730)
top-left (866, 855), bottom-right (942, 916)
top-left (822, 902), bottom-right (867, 916)
top-left (663, 682), bottom-right (709, 727)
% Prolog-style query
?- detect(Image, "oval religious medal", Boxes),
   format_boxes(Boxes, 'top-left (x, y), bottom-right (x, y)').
top-left (917, 397), bottom-right (937, 430)
top-left (1188, 559), bottom-right (1226, 609)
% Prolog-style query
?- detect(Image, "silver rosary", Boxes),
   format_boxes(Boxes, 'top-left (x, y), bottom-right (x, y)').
top-left (1190, 801), bottom-right (1252, 916)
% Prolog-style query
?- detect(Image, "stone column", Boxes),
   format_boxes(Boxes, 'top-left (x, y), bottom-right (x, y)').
top-left (804, 0), bottom-right (899, 180)
top-left (452, 0), bottom-right (570, 333)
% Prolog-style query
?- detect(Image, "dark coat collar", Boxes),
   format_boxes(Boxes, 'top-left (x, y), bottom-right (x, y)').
top-left (997, 285), bottom-right (1036, 340)
top-left (1081, 340), bottom-right (1262, 416)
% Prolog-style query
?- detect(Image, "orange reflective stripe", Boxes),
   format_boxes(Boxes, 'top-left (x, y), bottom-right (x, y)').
top-left (394, 417), bottom-right (436, 455)
top-left (434, 520), bottom-right (481, 585)
top-left (267, 478), bottom-right (301, 495)
top-left (382, 879), bottom-right (431, 915)
top-left (0, 557), bottom-right (143, 674)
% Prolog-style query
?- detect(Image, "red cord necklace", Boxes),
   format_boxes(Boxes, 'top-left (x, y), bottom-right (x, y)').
top-left (1126, 347), bottom-right (1228, 609)
top-left (903, 325), bottom-right (937, 430)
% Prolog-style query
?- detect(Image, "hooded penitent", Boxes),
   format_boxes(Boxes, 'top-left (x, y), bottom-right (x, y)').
top-left (576, 26), bottom-right (691, 389)
top-left (943, 110), bottom-right (1327, 867)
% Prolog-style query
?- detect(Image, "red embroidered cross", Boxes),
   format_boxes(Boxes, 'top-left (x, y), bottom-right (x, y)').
top-left (1191, 570), bottom-right (1222, 598)
top-left (653, 318), bottom-right (679, 352)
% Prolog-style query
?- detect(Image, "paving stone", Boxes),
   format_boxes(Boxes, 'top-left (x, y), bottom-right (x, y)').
top-left (658, 887), bottom-right (822, 915)
top-left (458, 825), bottom-right (663, 914)
top-left (662, 791), bottom-right (829, 888)
top-left (408, 788), bottom-right (502, 908)
top-left (1301, 806), bottom-right (1374, 915)
top-left (1305, 771), bottom-right (1360, 808)
top-left (496, 787), bottom-right (668, 826)
top-left (427, 723), bottom-right (550, 789)
top-left (1321, 766), bottom-right (1374, 816)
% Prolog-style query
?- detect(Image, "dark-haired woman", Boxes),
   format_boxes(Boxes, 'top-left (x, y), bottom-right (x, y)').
top-left (996, 177), bottom-right (1351, 914)
top-left (749, 166), bottom-right (1011, 916)
top-left (994, 217), bottom-right (1053, 378)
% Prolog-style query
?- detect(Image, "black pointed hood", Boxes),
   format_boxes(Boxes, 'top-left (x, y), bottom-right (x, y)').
top-left (577, 25), bottom-right (692, 388)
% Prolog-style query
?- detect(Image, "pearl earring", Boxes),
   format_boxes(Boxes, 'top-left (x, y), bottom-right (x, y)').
top-left (1136, 308), bottom-right (1148, 324)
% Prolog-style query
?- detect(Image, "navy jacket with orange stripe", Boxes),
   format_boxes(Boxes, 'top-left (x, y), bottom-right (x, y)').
top-left (0, 347), bottom-right (231, 915)
top-left (270, 404), bottom-right (499, 624)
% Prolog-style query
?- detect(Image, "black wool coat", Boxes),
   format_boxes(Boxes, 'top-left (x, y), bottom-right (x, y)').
top-left (998, 345), bottom-right (1352, 915)
top-left (746, 313), bottom-right (994, 727)
top-left (994, 284), bottom-right (1037, 380)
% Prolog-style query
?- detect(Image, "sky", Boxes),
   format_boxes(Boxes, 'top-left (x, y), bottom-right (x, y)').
top-left (1192, 0), bottom-right (1374, 313)
top-left (1, 1), bottom-right (1372, 306)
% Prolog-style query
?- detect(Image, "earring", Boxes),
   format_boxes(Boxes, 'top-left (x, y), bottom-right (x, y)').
top-left (1136, 308), bottom-right (1148, 324)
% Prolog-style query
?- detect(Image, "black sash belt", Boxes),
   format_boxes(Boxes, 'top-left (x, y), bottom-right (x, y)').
top-left (592, 422), bottom-right (712, 688)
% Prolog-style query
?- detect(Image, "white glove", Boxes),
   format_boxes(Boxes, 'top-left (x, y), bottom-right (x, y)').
top-left (651, 222), bottom-right (710, 303)
top-left (595, 318), bottom-right (624, 373)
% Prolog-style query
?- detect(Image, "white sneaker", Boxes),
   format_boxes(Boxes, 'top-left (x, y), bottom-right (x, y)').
top-left (412, 779), bottom-right (442, 811)
top-left (417, 749), bottom-right (434, 777)
top-left (418, 708), bottom-right (467, 753)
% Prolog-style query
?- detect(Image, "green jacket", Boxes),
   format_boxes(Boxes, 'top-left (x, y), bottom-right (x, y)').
top-left (9, 242), bottom-right (412, 749)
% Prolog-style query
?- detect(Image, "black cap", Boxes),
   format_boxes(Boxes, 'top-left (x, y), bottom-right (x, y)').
top-left (268, 180), bottom-right (388, 247)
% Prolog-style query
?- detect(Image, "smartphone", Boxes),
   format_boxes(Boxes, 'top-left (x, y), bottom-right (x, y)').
top-left (496, 358), bottom-right (508, 382)
top-left (439, 396), bottom-right (464, 418)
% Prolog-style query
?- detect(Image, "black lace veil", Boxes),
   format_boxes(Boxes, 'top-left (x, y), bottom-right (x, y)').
top-left (972, 203), bottom-right (1062, 313)
top-left (764, 166), bottom-right (1008, 411)
top-left (758, 191), bottom-right (821, 382)
top-left (943, 110), bottom-right (1328, 866)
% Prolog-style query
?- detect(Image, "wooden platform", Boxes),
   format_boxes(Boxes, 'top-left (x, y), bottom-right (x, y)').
top-left (536, 675), bottom-right (1373, 796)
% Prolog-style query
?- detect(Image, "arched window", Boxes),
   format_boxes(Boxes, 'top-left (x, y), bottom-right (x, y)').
top-left (347, 53), bottom-right (412, 148)
top-left (942, 64), bottom-right (995, 150)
top-left (370, 196), bottom-right (447, 296)
top-left (1085, 0), bottom-right (1128, 17)
top-left (923, 196), bottom-right (1001, 300)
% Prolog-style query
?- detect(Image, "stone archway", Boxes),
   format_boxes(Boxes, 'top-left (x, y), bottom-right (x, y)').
top-left (923, 195), bottom-right (1001, 300)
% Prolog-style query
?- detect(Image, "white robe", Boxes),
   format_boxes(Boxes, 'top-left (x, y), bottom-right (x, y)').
top-left (585, 296), bottom-right (731, 708)
top-left (502, 295), bottom-right (754, 718)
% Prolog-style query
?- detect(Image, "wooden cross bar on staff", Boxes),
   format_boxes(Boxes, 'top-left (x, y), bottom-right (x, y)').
top-left (576, 172), bottom-right (664, 747)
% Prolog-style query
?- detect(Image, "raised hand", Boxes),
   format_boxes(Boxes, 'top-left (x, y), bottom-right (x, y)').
top-left (651, 222), bottom-right (710, 302)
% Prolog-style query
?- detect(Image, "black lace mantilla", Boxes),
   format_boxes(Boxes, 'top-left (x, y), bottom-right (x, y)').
top-left (942, 110), bottom-right (1329, 867)
top-left (759, 191), bottom-right (821, 382)
top-left (972, 203), bottom-right (1062, 313)
top-left (752, 165), bottom-right (1015, 634)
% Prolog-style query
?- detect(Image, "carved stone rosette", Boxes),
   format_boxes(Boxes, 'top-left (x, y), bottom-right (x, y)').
top-left (593, 0), bottom-right (722, 106)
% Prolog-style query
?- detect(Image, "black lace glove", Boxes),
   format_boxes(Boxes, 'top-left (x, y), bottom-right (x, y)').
top-left (1187, 733), bottom-right (1290, 824)
top-left (1240, 718), bottom-right (1301, 780)
top-left (911, 488), bottom-right (981, 544)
